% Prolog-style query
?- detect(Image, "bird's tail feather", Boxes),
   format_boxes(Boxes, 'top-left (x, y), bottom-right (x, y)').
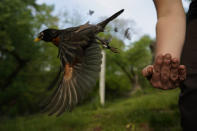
top-left (97, 9), bottom-right (124, 29)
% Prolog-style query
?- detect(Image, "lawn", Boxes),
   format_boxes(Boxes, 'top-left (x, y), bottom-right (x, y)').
top-left (0, 89), bottom-right (181, 131)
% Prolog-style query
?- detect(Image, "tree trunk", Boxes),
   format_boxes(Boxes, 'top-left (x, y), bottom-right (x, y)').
top-left (99, 50), bottom-right (106, 106)
top-left (130, 75), bottom-right (141, 95)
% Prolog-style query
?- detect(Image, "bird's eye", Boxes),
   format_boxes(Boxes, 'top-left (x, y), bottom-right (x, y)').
top-left (39, 32), bottom-right (44, 39)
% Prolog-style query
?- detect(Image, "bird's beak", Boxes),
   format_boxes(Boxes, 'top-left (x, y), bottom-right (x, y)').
top-left (34, 37), bottom-right (41, 42)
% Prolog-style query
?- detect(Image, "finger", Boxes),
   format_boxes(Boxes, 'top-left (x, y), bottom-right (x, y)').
top-left (161, 53), bottom-right (171, 83)
top-left (151, 54), bottom-right (164, 88)
top-left (159, 54), bottom-right (172, 90)
top-left (179, 65), bottom-right (186, 81)
top-left (175, 80), bottom-right (180, 87)
top-left (165, 81), bottom-right (174, 90)
top-left (170, 78), bottom-right (179, 89)
top-left (164, 79), bottom-right (180, 90)
top-left (168, 58), bottom-right (180, 89)
top-left (146, 66), bottom-right (154, 80)
top-left (151, 72), bottom-right (162, 88)
top-left (154, 54), bottom-right (163, 72)
top-left (142, 65), bottom-right (153, 77)
top-left (170, 58), bottom-right (179, 82)
top-left (171, 58), bottom-right (180, 68)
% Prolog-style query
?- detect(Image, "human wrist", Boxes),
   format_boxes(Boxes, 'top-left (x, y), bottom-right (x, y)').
top-left (155, 52), bottom-right (180, 62)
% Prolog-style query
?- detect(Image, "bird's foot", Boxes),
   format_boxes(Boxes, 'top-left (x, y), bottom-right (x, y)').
top-left (96, 36), bottom-right (118, 53)
top-left (109, 47), bottom-right (119, 53)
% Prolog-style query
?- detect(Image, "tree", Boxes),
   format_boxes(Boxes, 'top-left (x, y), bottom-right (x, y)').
top-left (0, 0), bottom-right (58, 116)
top-left (125, 35), bottom-right (153, 93)
top-left (101, 35), bottom-right (153, 98)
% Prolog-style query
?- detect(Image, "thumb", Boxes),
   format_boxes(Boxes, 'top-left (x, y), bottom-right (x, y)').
top-left (142, 65), bottom-right (154, 78)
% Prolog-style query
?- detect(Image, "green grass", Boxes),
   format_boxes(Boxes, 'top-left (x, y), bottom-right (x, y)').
top-left (0, 89), bottom-right (181, 131)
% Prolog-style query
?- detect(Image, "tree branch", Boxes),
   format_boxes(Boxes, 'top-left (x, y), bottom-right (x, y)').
top-left (113, 60), bottom-right (135, 83)
top-left (0, 47), bottom-right (30, 91)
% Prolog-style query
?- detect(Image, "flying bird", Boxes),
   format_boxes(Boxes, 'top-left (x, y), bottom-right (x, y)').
top-left (124, 27), bottom-right (131, 40)
top-left (34, 9), bottom-right (124, 116)
top-left (114, 27), bottom-right (118, 32)
top-left (88, 10), bottom-right (94, 16)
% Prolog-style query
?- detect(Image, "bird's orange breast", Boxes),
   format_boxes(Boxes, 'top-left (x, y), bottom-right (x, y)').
top-left (64, 64), bottom-right (73, 80)
top-left (52, 37), bottom-right (60, 46)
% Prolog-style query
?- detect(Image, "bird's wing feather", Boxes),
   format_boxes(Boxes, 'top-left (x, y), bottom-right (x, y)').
top-left (58, 39), bottom-right (83, 65)
top-left (43, 41), bottom-right (102, 116)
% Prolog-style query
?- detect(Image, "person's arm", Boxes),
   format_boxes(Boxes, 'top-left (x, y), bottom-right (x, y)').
top-left (141, 0), bottom-right (187, 90)
top-left (153, 0), bottom-right (186, 60)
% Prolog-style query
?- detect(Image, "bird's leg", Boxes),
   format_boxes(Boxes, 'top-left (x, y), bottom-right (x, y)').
top-left (95, 36), bottom-right (107, 48)
top-left (95, 36), bottom-right (119, 53)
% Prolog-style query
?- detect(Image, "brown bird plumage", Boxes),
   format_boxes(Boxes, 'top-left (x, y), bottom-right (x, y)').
top-left (35, 9), bottom-right (124, 116)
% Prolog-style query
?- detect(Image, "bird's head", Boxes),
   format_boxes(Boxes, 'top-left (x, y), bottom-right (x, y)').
top-left (34, 29), bottom-right (59, 42)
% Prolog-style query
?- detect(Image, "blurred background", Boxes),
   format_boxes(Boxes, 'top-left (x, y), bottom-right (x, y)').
top-left (0, 0), bottom-right (190, 130)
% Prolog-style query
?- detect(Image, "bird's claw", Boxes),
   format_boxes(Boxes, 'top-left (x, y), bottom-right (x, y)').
top-left (110, 47), bottom-right (119, 53)
top-left (96, 36), bottom-right (119, 53)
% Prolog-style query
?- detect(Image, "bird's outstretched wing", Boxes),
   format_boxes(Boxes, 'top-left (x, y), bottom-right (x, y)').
top-left (42, 41), bottom-right (102, 116)
top-left (57, 39), bottom-right (83, 65)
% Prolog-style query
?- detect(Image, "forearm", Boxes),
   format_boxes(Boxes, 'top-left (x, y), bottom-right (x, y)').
top-left (155, 14), bottom-right (186, 60)
top-left (154, 0), bottom-right (186, 60)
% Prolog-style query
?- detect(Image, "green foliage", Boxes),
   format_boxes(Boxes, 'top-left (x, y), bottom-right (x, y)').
top-left (126, 35), bottom-right (153, 68)
top-left (0, 0), bottom-right (59, 116)
top-left (126, 36), bottom-right (154, 89)
top-left (98, 33), bottom-right (153, 99)
top-left (0, 89), bottom-right (181, 130)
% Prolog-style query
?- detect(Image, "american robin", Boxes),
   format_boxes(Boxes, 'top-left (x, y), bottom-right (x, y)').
top-left (34, 9), bottom-right (124, 116)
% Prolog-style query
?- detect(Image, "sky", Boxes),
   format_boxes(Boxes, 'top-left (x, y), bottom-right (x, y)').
top-left (36, 0), bottom-right (190, 42)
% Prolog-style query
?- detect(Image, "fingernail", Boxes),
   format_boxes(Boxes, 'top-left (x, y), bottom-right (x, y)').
top-left (164, 53), bottom-right (171, 59)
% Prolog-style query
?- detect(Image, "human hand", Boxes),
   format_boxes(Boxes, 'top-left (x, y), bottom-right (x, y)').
top-left (142, 53), bottom-right (186, 90)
